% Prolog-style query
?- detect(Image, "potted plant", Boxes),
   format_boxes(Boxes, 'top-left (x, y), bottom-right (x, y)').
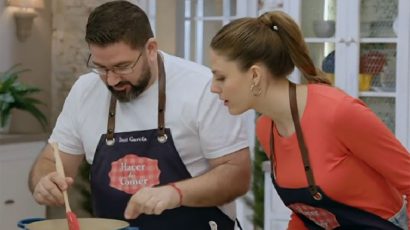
top-left (0, 64), bottom-right (47, 133)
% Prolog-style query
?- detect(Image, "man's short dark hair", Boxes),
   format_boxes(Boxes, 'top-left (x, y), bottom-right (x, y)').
top-left (85, 0), bottom-right (154, 49)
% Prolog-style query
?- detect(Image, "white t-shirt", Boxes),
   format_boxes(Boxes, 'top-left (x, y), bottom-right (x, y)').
top-left (49, 51), bottom-right (249, 219)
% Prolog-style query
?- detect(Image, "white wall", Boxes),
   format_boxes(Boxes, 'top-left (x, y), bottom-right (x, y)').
top-left (0, 0), bottom-right (52, 133)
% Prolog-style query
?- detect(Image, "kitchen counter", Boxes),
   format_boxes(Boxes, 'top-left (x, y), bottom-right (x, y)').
top-left (0, 133), bottom-right (48, 145)
top-left (0, 140), bottom-right (47, 228)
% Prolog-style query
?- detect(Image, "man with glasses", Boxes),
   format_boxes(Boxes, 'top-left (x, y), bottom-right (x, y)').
top-left (28, 1), bottom-right (250, 230)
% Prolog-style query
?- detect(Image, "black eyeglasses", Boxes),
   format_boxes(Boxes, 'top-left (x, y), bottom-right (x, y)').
top-left (87, 52), bottom-right (143, 76)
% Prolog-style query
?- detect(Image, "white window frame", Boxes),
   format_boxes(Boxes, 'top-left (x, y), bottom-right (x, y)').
top-left (132, 0), bottom-right (157, 33)
top-left (182, 0), bottom-right (258, 64)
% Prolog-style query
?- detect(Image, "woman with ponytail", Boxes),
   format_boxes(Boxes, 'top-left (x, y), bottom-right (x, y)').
top-left (210, 11), bottom-right (409, 229)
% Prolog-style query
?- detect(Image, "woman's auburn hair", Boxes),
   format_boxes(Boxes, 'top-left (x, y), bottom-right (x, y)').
top-left (210, 11), bottom-right (331, 85)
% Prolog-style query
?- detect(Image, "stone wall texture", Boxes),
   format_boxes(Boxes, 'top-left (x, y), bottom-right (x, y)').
top-left (50, 0), bottom-right (152, 120)
top-left (50, 0), bottom-right (115, 124)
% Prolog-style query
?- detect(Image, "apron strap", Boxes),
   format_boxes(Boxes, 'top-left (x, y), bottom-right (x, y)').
top-left (269, 82), bottom-right (322, 200)
top-left (106, 95), bottom-right (117, 146)
top-left (157, 53), bottom-right (167, 143)
top-left (105, 52), bottom-right (168, 145)
top-left (289, 82), bottom-right (321, 200)
top-left (269, 122), bottom-right (276, 180)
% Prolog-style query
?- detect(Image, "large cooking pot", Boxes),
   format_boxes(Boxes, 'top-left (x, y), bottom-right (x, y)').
top-left (18, 217), bottom-right (139, 230)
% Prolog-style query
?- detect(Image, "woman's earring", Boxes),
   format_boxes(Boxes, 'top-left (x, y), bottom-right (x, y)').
top-left (250, 82), bottom-right (262, 96)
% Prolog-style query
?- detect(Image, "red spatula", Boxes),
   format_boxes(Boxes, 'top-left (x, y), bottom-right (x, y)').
top-left (52, 143), bottom-right (80, 230)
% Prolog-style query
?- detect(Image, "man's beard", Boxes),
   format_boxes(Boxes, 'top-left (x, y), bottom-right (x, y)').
top-left (108, 64), bottom-right (151, 102)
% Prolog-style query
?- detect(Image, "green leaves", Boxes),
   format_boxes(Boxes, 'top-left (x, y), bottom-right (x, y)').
top-left (0, 64), bottom-right (47, 129)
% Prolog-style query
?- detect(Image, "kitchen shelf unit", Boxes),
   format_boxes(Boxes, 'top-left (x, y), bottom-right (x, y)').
top-left (264, 0), bottom-right (410, 229)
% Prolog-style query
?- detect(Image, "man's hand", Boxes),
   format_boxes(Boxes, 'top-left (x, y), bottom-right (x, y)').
top-left (29, 143), bottom-right (83, 206)
top-left (124, 184), bottom-right (181, 219)
top-left (32, 171), bottom-right (74, 206)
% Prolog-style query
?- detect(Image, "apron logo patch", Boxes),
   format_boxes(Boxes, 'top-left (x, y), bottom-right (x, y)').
top-left (109, 154), bottom-right (160, 194)
top-left (289, 203), bottom-right (340, 229)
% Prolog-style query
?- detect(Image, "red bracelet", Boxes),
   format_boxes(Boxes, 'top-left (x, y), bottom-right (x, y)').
top-left (169, 183), bottom-right (183, 206)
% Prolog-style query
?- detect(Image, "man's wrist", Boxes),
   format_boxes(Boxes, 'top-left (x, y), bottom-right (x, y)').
top-left (168, 183), bottom-right (183, 206)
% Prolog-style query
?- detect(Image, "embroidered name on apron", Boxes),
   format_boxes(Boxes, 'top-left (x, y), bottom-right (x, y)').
top-left (109, 154), bottom-right (161, 194)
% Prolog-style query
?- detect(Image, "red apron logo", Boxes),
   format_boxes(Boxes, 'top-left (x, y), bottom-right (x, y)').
top-left (109, 154), bottom-right (160, 194)
top-left (289, 203), bottom-right (340, 229)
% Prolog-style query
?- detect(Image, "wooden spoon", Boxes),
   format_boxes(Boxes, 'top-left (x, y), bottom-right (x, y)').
top-left (51, 143), bottom-right (80, 230)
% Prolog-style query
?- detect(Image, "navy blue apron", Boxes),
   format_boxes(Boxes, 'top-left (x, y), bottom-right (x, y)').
top-left (268, 82), bottom-right (402, 229)
top-left (90, 54), bottom-right (235, 230)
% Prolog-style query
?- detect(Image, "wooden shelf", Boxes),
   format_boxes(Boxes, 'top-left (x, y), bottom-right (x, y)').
top-left (359, 91), bottom-right (396, 98)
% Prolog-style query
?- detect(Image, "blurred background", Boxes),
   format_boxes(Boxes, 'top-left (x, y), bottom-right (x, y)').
top-left (0, 0), bottom-right (409, 229)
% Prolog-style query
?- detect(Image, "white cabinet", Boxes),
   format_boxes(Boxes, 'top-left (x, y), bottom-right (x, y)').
top-left (262, 161), bottom-right (291, 230)
top-left (284, 0), bottom-right (410, 148)
top-left (263, 0), bottom-right (410, 228)
top-left (0, 141), bottom-right (46, 229)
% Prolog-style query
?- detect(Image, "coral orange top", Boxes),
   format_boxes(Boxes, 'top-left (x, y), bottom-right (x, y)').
top-left (256, 84), bottom-right (410, 229)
